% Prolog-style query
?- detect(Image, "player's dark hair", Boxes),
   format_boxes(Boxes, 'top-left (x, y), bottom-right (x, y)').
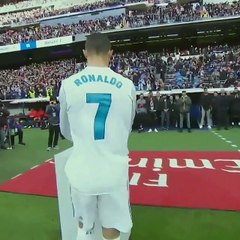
top-left (85, 33), bottom-right (111, 55)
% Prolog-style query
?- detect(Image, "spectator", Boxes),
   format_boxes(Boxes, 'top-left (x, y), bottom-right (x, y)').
top-left (154, 91), bottom-right (162, 126)
top-left (216, 89), bottom-right (229, 130)
top-left (146, 90), bottom-right (158, 132)
top-left (230, 88), bottom-right (240, 125)
top-left (199, 87), bottom-right (212, 129)
top-left (28, 86), bottom-right (36, 98)
top-left (169, 94), bottom-right (179, 128)
top-left (136, 93), bottom-right (147, 132)
top-left (211, 91), bottom-right (219, 127)
top-left (160, 94), bottom-right (171, 130)
top-left (178, 90), bottom-right (192, 132)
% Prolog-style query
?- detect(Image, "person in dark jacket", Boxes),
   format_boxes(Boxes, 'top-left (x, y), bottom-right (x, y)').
top-left (230, 88), bottom-right (240, 125)
top-left (155, 91), bottom-right (162, 127)
top-left (0, 103), bottom-right (9, 150)
top-left (46, 98), bottom-right (60, 150)
top-left (146, 91), bottom-right (158, 132)
top-left (136, 93), bottom-right (147, 132)
top-left (170, 95), bottom-right (180, 128)
top-left (160, 95), bottom-right (171, 130)
top-left (216, 89), bottom-right (230, 130)
top-left (178, 91), bottom-right (192, 132)
top-left (211, 91), bottom-right (219, 127)
top-left (199, 87), bottom-right (212, 129)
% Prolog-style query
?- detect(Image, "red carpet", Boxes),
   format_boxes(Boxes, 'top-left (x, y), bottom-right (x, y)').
top-left (0, 152), bottom-right (240, 211)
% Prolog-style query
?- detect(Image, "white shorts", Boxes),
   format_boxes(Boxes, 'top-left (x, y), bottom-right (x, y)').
top-left (70, 184), bottom-right (133, 234)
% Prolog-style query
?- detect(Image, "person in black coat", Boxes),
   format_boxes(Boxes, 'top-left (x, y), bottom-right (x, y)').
top-left (216, 90), bottom-right (230, 130)
top-left (211, 91), bottom-right (219, 127)
top-left (160, 95), bottom-right (171, 130)
top-left (169, 95), bottom-right (179, 128)
top-left (155, 91), bottom-right (162, 127)
top-left (146, 91), bottom-right (158, 132)
top-left (199, 88), bottom-right (212, 129)
top-left (230, 89), bottom-right (240, 125)
top-left (0, 103), bottom-right (10, 150)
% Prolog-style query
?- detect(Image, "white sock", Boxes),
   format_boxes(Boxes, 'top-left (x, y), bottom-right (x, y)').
top-left (102, 236), bottom-right (120, 240)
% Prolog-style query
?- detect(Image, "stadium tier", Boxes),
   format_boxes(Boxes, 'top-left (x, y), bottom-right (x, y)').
top-left (0, 0), bottom-right (240, 45)
top-left (0, 45), bottom-right (240, 100)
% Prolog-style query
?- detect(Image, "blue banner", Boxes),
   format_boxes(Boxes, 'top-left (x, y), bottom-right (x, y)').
top-left (20, 41), bottom-right (37, 51)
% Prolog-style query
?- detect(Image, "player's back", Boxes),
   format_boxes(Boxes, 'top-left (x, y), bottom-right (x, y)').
top-left (60, 66), bottom-right (135, 194)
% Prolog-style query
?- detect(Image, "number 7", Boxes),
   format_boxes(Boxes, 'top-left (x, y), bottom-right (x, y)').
top-left (86, 93), bottom-right (112, 140)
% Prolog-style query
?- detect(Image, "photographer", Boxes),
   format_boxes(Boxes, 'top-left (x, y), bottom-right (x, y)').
top-left (8, 116), bottom-right (26, 147)
top-left (0, 103), bottom-right (10, 150)
top-left (46, 98), bottom-right (60, 151)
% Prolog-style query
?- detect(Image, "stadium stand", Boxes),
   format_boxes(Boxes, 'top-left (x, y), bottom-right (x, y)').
top-left (0, 45), bottom-right (240, 100)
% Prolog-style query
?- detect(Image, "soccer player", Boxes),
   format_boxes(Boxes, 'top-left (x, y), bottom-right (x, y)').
top-left (59, 33), bottom-right (136, 240)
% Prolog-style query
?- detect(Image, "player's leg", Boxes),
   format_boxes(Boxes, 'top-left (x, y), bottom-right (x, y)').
top-left (0, 127), bottom-right (5, 149)
top-left (166, 111), bottom-right (170, 130)
top-left (99, 184), bottom-right (132, 240)
top-left (187, 112), bottom-right (191, 132)
top-left (53, 125), bottom-right (60, 149)
top-left (18, 129), bottom-right (26, 145)
top-left (10, 131), bottom-right (15, 147)
top-left (161, 111), bottom-right (165, 129)
top-left (70, 187), bottom-right (97, 240)
top-left (179, 113), bottom-right (183, 132)
top-left (47, 125), bottom-right (54, 150)
top-left (200, 107), bottom-right (205, 128)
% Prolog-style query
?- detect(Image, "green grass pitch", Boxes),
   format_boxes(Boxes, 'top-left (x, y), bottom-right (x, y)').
top-left (0, 128), bottom-right (240, 240)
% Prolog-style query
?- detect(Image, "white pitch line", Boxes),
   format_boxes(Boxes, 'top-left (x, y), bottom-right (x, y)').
top-left (45, 158), bottom-right (53, 162)
top-left (211, 130), bottom-right (239, 151)
top-left (30, 165), bottom-right (39, 170)
top-left (11, 173), bottom-right (22, 180)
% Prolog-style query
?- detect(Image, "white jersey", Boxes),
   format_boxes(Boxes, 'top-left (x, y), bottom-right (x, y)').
top-left (59, 66), bottom-right (136, 195)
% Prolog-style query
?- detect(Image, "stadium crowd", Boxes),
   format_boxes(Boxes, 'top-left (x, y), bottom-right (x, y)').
top-left (0, 0), bottom-right (142, 26)
top-left (1, 1), bottom-right (240, 45)
top-left (0, 0), bottom-right (123, 26)
top-left (0, 44), bottom-right (240, 100)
